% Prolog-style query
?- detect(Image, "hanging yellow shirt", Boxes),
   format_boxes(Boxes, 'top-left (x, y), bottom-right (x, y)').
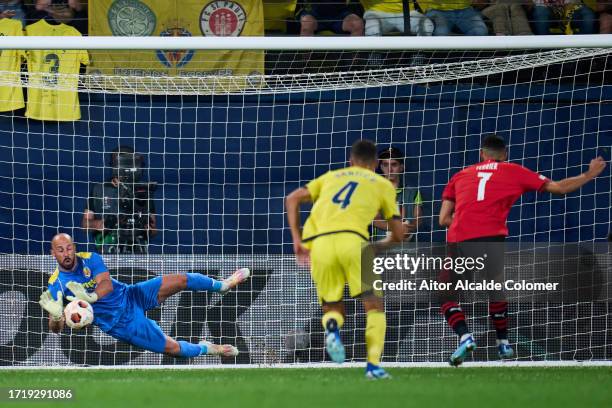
top-left (25, 19), bottom-right (89, 121)
top-left (0, 18), bottom-right (25, 112)
top-left (302, 166), bottom-right (400, 242)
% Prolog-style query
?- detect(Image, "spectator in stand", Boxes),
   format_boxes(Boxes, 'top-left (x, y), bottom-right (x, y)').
top-left (597, 0), bottom-right (612, 33)
top-left (0, 1), bottom-right (25, 26)
top-left (420, 0), bottom-right (489, 36)
top-left (482, 0), bottom-right (533, 35)
top-left (529, 1), bottom-right (595, 34)
top-left (361, 0), bottom-right (433, 36)
top-left (34, 0), bottom-right (86, 33)
top-left (297, 0), bottom-right (364, 36)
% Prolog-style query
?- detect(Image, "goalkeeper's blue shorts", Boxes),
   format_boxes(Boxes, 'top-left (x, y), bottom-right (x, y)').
top-left (107, 277), bottom-right (167, 353)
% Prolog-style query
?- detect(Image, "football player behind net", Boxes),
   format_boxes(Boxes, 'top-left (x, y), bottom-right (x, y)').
top-left (438, 134), bottom-right (606, 366)
top-left (39, 233), bottom-right (250, 358)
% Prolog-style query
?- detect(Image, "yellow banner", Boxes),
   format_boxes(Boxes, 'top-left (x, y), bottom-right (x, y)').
top-left (88, 0), bottom-right (264, 88)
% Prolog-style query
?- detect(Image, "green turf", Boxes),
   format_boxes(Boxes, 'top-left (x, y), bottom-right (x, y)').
top-left (0, 367), bottom-right (610, 408)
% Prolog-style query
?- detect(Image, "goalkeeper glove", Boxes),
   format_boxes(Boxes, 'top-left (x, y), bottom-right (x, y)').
top-left (38, 290), bottom-right (64, 321)
top-left (66, 281), bottom-right (99, 303)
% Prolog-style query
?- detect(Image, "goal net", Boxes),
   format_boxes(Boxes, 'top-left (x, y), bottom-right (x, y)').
top-left (0, 37), bottom-right (610, 366)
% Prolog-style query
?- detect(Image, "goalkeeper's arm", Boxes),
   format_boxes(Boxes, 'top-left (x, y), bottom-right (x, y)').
top-left (39, 291), bottom-right (65, 333)
top-left (93, 272), bottom-right (113, 299)
top-left (49, 314), bottom-right (65, 334)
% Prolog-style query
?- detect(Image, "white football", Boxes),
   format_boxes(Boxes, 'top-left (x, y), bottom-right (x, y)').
top-left (63, 299), bottom-right (94, 329)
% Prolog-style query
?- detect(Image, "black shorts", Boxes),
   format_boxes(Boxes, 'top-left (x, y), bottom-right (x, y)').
top-left (439, 235), bottom-right (506, 302)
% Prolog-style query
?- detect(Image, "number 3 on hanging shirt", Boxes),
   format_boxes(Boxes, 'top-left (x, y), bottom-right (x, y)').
top-left (332, 181), bottom-right (359, 209)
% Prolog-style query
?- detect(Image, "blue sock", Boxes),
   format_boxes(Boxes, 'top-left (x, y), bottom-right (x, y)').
top-left (186, 273), bottom-right (223, 292)
top-left (177, 341), bottom-right (205, 358)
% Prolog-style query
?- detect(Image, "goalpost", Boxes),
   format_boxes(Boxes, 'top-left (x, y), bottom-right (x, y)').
top-left (0, 35), bottom-right (610, 367)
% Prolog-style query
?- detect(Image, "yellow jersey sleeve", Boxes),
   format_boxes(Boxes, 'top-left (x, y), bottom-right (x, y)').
top-left (380, 181), bottom-right (401, 220)
top-left (305, 172), bottom-right (326, 201)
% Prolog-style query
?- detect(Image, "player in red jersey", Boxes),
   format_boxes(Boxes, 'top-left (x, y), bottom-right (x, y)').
top-left (438, 134), bottom-right (607, 366)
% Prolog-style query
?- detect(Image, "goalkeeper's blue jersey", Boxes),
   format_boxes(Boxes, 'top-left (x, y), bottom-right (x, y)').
top-left (47, 252), bottom-right (128, 331)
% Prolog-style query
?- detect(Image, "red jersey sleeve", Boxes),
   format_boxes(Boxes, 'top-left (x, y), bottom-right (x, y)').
top-left (442, 173), bottom-right (458, 201)
top-left (514, 164), bottom-right (549, 193)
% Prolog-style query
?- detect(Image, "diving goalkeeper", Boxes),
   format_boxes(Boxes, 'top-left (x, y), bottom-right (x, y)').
top-left (39, 233), bottom-right (250, 358)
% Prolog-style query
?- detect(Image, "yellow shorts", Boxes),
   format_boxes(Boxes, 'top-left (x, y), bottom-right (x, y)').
top-left (308, 232), bottom-right (379, 304)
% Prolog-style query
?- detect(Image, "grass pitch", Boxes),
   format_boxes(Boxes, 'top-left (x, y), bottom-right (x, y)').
top-left (0, 367), bottom-right (610, 408)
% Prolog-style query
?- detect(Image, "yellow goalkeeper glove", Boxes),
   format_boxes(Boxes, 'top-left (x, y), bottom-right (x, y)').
top-left (66, 281), bottom-right (98, 303)
top-left (38, 290), bottom-right (64, 321)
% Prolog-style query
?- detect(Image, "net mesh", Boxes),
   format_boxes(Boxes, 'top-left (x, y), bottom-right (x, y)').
top-left (0, 46), bottom-right (610, 365)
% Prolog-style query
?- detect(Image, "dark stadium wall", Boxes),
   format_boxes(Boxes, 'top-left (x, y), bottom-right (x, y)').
top-left (0, 83), bottom-right (610, 254)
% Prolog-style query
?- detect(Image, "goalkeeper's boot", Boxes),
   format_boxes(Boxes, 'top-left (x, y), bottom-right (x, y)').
top-left (365, 363), bottom-right (391, 380)
top-left (199, 340), bottom-right (239, 357)
top-left (449, 333), bottom-right (476, 367)
top-left (325, 328), bottom-right (345, 364)
top-left (219, 268), bottom-right (251, 294)
top-left (497, 340), bottom-right (514, 359)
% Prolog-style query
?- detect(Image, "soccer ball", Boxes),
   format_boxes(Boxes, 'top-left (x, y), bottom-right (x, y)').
top-left (63, 299), bottom-right (94, 329)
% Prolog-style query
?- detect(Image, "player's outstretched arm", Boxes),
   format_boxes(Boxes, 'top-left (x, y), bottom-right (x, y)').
top-left (285, 187), bottom-right (312, 264)
top-left (93, 272), bottom-right (114, 299)
top-left (543, 156), bottom-right (607, 195)
top-left (48, 315), bottom-right (65, 333)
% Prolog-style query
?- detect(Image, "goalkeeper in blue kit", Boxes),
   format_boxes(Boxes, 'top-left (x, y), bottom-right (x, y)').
top-left (38, 233), bottom-right (250, 358)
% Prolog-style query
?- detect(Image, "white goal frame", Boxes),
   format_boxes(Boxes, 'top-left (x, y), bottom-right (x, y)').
top-left (0, 35), bottom-right (610, 368)
top-left (0, 34), bottom-right (611, 50)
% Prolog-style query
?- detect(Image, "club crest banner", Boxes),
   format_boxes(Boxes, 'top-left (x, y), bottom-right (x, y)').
top-left (88, 0), bottom-right (264, 91)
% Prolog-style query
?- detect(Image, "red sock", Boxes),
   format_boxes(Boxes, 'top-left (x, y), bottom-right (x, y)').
top-left (489, 301), bottom-right (508, 340)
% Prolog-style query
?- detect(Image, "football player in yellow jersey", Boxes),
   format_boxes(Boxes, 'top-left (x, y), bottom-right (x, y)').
top-left (286, 139), bottom-right (405, 379)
